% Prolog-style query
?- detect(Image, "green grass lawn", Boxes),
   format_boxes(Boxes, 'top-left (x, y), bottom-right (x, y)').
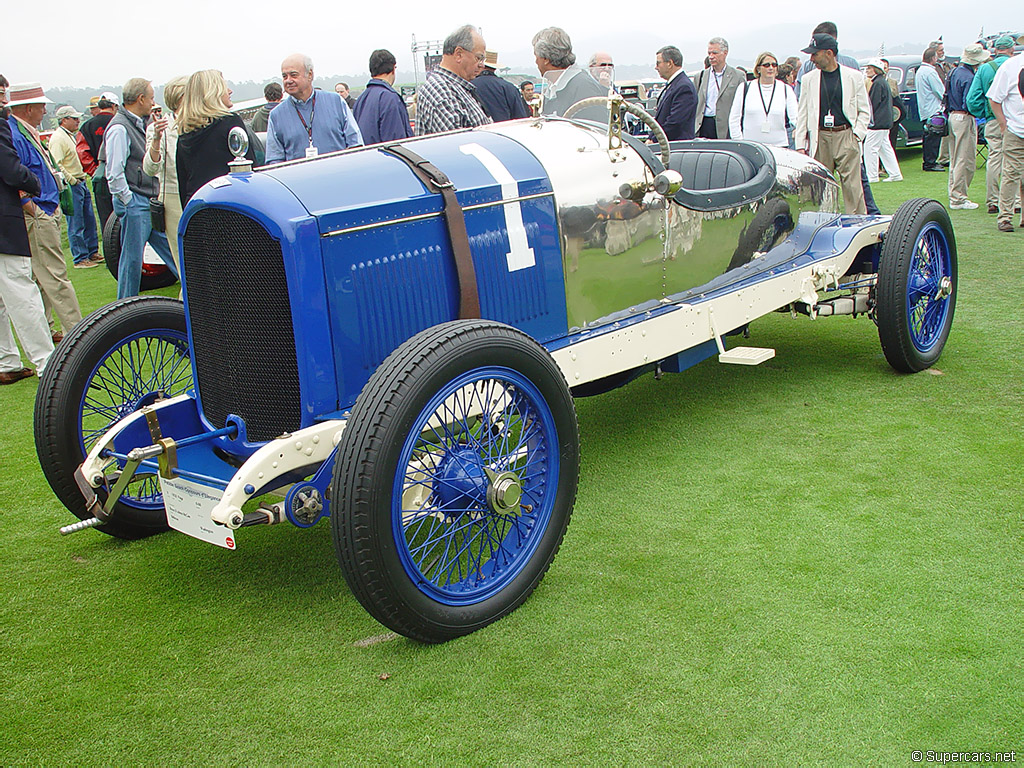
top-left (2, 149), bottom-right (1022, 764)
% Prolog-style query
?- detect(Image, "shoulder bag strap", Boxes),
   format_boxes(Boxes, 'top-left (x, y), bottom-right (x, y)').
top-left (740, 81), bottom-right (750, 132)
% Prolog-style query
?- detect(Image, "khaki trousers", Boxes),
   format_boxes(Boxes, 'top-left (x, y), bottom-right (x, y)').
top-left (0, 253), bottom-right (54, 373)
top-left (985, 119), bottom-right (1005, 208)
top-left (816, 128), bottom-right (866, 215)
top-left (947, 113), bottom-right (977, 205)
top-left (25, 207), bottom-right (82, 334)
top-left (985, 120), bottom-right (1022, 210)
top-left (938, 132), bottom-right (951, 165)
top-left (997, 130), bottom-right (1024, 226)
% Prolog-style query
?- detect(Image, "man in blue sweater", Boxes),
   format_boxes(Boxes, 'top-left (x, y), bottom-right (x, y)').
top-left (946, 43), bottom-right (990, 209)
top-left (266, 53), bottom-right (363, 163)
top-left (353, 49), bottom-right (413, 145)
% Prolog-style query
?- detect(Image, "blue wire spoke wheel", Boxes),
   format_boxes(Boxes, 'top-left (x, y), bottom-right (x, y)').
top-left (35, 297), bottom-right (192, 539)
top-left (877, 199), bottom-right (957, 373)
top-left (80, 329), bottom-right (191, 510)
top-left (332, 321), bottom-right (579, 643)
top-left (395, 369), bottom-right (556, 604)
top-left (904, 222), bottom-right (953, 352)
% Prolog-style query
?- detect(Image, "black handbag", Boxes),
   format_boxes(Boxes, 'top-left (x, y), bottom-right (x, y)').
top-left (149, 131), bottom-right (167, 232)
top-left (149, 198), bottom-right (166, 232)
top-left (925, 113), bottom-right (948, 137)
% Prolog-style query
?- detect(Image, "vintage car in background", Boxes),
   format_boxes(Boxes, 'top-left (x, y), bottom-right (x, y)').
top-left (36, 98), bottom-right (958, 642)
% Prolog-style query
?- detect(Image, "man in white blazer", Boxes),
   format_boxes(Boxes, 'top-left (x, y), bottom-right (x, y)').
top-left (794, 33), bottom-right (871, 214)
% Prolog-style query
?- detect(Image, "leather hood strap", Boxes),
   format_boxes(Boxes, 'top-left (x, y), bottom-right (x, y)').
top-left (381, 143), bottom-right (481, 319)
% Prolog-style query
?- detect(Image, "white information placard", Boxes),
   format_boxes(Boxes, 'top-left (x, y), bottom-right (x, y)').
top-left (160, 475), bottom-right (237, 550)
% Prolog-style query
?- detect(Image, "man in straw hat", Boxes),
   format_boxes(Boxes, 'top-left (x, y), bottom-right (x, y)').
top-left (473, 50), bottom-right (529, 122)
top-left (0, 75), bottom-right (54, 384)
top-left (946, 42), bottom-right (991, 209)
top-left (6, 82), bottom-right (83, 342)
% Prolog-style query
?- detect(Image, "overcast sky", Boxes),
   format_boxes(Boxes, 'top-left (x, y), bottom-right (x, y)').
top-left (6, 2), bottom-right (1018, 88)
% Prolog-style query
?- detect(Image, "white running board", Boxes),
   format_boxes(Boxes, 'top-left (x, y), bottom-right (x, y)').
top-left (718, 346), bottom-right (775, 365)
top-left (708, 306), bottom-right (775, 365)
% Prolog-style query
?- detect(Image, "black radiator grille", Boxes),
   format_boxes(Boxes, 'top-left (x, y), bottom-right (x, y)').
top-left (182, 208), bottom-right (302, 442)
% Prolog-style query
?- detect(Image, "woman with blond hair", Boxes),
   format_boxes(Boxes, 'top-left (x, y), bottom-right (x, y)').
top-left (728, 51), bottom-right (797, 147)
top-left (143, 76), bottom-right (187, 269)
top-left (175, 69), bottom-right (254, 206)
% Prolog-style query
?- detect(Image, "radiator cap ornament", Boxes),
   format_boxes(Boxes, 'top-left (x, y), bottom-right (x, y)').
top-left (227, 126), bottom-right (252, 174)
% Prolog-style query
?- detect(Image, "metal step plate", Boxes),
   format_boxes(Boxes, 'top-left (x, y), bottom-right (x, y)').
top-left (719, 346), bottom-right (775, 365)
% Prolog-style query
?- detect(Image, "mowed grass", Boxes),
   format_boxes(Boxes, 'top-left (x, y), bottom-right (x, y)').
top-left (1, 149), bottom-right (1022, 764)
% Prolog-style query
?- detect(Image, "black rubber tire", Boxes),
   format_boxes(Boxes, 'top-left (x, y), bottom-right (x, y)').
top-left (876, 198), bottom-right (958, 373)
top-left (102, 212), bottom-right (178, 292)
top-left (331, 320), bottom-right (580, 643)
top-left (727, 196), bottom-right (793, 272)
top-left (34, 296), bottom-right (191, 539)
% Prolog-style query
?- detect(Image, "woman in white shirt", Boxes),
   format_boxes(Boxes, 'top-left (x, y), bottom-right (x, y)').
top-left (728, 52), bottom-right (798, 147)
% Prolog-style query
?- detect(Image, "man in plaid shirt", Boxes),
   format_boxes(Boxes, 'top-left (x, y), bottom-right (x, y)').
top-left (415, 25), bottom-right (493, 135)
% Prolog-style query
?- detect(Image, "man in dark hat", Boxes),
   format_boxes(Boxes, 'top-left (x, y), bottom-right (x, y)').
top-left (794, 33), bottom-right (870, 214)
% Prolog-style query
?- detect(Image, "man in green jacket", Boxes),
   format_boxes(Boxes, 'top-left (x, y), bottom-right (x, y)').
top-left (966, 35), bottom-right (1017, 213)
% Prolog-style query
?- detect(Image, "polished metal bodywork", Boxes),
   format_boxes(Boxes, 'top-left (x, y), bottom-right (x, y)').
top-left (487, 119), bottom-right (840, 332)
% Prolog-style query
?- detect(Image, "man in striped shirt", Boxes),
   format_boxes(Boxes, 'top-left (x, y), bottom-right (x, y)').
top-left (415, 25), bottom-right (492, 136)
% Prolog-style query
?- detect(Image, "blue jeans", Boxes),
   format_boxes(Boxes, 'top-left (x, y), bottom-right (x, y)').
top-left (112, 193), bottom-right (178, 299)
top-left (68, 182), bottom-right (99, 263)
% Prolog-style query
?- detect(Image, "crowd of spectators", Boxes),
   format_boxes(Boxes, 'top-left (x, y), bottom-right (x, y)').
top-left (3, 22), bottom-right (1024, 383)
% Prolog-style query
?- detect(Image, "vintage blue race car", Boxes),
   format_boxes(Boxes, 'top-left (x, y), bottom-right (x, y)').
top-left (35, 98), bottom-right (957, 642)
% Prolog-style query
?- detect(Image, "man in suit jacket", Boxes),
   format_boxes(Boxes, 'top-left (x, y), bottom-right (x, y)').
top-left (794, 33), bottom-right (870, 214)
top-left (0, 75), bottom-right (53, 383)
top-left (653, 45), bottom-right (696, 141)
top-left (693, 37), bottom-right (743, 139)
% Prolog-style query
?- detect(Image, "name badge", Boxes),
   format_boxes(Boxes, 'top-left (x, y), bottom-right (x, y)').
top-left (823, 112), bottom-right (835, 128)
top-left (761, 121), bottom-right (771, 133)
top-left (305, 145), bottom-right (319, 158)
